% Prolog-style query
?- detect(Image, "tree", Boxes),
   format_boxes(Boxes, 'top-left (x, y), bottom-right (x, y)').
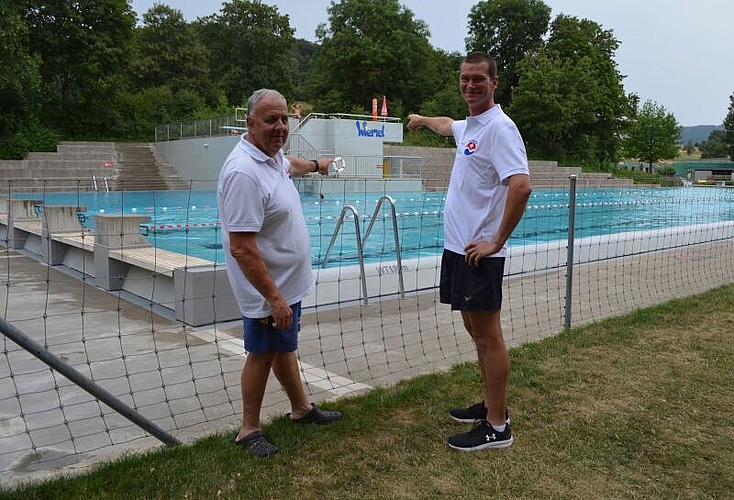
top-left (509, 50), bottom-right (600, 159)
top-left (548, 15), bottom-right (631, 165)
top-left (292, 38), bottom-right (318, 100)
top-left (724, 92), bottom-right (734, 161)
top-left (306, 0), bottom-right (441, 113)
top-left (0, 3), bottom-right (59, 159)
top-left (0, 3), bottom-right (41, 150)
top-left (21, 0), bottom-right (136, 137)
top-left (195, 0), bottom-right (296, 106)
top-left (466, 0), bottom-right (551, 106)
top-left (699, 129), bottom-right (729, 159)
top-left (131, 4), bottom-right (212, 99)
top-left (623, 100), bottom-right (681, 169)
top-left (510, 14), bottom-right (633, 166)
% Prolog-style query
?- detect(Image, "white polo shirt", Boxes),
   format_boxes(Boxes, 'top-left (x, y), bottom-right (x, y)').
top-left (444, 104), bottom-right (529, 257)
top-left (217, 137), bottom-right (314, 317)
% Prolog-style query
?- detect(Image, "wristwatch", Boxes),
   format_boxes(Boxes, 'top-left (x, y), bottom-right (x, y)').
top-left (312, 159), bottom-right (319, 173)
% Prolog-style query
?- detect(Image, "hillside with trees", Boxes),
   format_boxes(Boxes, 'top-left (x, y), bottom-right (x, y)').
top-left (3, 0), bottom-right (727, 171)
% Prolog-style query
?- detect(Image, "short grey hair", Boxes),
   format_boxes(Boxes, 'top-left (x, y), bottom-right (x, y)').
top-left (247, 89), bottom-right (286, 115)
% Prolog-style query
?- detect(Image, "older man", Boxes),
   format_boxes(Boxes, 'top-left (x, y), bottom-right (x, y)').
top-left (218, 89), bottom-right (341, 458)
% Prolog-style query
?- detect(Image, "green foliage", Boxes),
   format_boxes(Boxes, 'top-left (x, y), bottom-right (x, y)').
top-left (195, 0), bottom-right (296, 107)
top-left (402, 128), bottom-right (456, 148)
top-left (21, 0), bottom-right (136, 137)
top-left (131, 4), bottom-right (213, 100)
top-left (0, 118), bottom-right (59, 160)
top-left (419, 82), bottom-right (466, 120)
top-left (623, 100), bottom-right (681, 166)
top-left (4, 0), bottom-right (724, 172)
top-left (466, 0), bottom-right (551, 106)
top-left (510, 15), bottom-right (632, 166)
top-left (547, 15), bottom-right (632, 166)
top-left (510, 51), bottom-right (596, 159)
top-left (0, 3), bottom-right (41, 143)
top-left (724, 92), bottom-right (734, 161)
top-left (112, 86), bottom-right (208, 141)
top-left (699, 129), bottom-right (730, 158)
top-left (657, 165), bottom-right (677, 176)
top-left (306, 0), bottom-right (441, 113)
top-left (291, 39), bottom-right (318, 100)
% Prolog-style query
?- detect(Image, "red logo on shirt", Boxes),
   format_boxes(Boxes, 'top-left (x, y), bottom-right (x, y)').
top-left (464, 140), bottom-right (477, 155)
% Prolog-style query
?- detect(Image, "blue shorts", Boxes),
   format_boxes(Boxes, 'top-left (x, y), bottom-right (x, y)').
top-left (439, 250), bottom-right (504, 311)
top-left (242, 302), bottom-right (302, 354)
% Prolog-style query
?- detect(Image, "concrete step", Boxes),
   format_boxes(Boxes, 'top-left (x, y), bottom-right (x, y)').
top-left (113, 142), bottom-right (189, 192)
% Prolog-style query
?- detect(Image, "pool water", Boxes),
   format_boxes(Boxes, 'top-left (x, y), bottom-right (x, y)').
top-left (19, 187), bottom-right (734, 267)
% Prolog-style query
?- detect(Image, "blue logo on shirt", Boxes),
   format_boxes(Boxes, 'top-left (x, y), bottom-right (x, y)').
top-left (464, 140), bottom-right (477, 155)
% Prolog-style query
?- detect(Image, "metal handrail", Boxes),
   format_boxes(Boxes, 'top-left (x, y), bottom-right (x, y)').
top-left (362, 195), bottom-right (405, 298)
top-left (321, 205), bottom-right (369, 305)
top-left (286, 132), bottom-right (320, 160)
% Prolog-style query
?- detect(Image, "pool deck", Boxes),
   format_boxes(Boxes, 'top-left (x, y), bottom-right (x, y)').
top-left (0, 209), bottom-right (224, 326)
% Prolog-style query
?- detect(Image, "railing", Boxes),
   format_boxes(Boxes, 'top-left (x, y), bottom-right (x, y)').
top-left (322, 155), bottom-right (422, 179)
top-left (286, 133), bottom-right (324, 160)
top-left (92, 176), bottom-right (111, 192)
top-left (154, 113), bottom-right (247, 142)
top-left (155, 111), bottom-right (401, 142)
top-left (362, 196), bottom-right (405, 299)
top-left (321, 205), bottom-right (369, 304)
top-left (321, 196), bottom-right (406, 303)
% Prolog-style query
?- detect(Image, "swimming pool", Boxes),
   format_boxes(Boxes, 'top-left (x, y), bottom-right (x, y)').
top-left (18, 186), bottom-right (734, 267)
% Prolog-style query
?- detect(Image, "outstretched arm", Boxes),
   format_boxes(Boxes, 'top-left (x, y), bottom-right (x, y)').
top-left (407, 114), bottom-right (454, 137)
top-left (287, 157), bottom-right (331, 177)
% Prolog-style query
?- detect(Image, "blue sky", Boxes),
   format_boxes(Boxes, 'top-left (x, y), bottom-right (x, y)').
top-left (130, 0), bottom-right (734, 126)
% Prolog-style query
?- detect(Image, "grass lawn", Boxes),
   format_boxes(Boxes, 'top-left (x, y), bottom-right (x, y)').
top-left (3, 285), bottom-right (733, 499)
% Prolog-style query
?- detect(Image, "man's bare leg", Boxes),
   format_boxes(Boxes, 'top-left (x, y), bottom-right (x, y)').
top-left (236, 351), bottom-right (275, 441)
top-left (462, 310), bottom-right (508, 427)
top-left (272, 351), bottom-right (311, 418)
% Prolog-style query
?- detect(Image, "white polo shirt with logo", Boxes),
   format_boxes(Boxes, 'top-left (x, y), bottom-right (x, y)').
top-left (217, 137), bottom-right (314, 317)
top-left (444, 104), bottom-right (529, 257)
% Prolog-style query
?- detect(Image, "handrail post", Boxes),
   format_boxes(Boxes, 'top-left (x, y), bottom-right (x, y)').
top-left (363, 195), bottom-right (405, 298)
top-left (321, 205), bottom-right (369, 305)
top-left (564, 175), bottom-right (577, 330)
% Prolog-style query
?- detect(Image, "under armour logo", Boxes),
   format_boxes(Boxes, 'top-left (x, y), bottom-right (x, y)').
top-left (485, 433), bottom-right (495, 442)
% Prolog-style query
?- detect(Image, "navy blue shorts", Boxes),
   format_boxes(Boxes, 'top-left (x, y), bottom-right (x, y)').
top-left (243, 302), bottom-right (302, 354)
top-left (439, 250), bottom-right (504, 311)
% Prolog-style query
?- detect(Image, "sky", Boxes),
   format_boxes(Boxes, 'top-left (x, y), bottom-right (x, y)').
top-left (130, 0), bottom-right (734, 126)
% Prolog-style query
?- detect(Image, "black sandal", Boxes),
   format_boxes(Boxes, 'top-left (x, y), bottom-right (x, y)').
top-left (288, 403), bottom-right (342, 425)
top-left (235, 431), bottom-right (279, 458)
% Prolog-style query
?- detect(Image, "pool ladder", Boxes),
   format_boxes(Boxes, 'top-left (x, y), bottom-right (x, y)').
top-left (92, 175), bottom-right (110, 192)
top-left (321, 195), bottom-right (405, 305)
